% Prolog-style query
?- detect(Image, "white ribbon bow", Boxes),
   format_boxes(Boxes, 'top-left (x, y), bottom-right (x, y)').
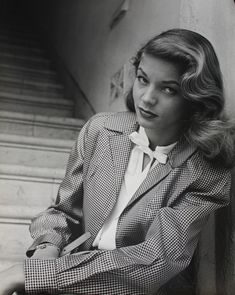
top-left (129, 131), bottom-right (168, 164)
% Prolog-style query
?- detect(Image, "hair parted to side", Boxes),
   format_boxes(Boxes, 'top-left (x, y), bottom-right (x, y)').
top-left (126, 28), bottom-right (235, 168)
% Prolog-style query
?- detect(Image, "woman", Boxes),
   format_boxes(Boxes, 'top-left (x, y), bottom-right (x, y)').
top-left (0, 28), bottom-right (234, 295)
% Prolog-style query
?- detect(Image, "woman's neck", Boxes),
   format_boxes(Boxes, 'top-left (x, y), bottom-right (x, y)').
top-left (145, 127), bottom-right (181, 149)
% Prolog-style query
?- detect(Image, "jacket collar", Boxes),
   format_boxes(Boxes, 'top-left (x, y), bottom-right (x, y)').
top-left (104, 111), bottom-right (138, 134)
top-left (104, 111), bottom-right (197, 168)
top-left (168, 137), bottom-right (197, 168)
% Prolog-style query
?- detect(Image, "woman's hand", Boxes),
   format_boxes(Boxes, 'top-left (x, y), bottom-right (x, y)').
top-left (0, 264), bottom-right (25, 295)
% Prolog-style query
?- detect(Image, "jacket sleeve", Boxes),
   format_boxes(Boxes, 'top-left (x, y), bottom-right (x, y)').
top-left (26, 118), bottom-right (91, 255)
top-left (24, 167), bottom-right (231, 294)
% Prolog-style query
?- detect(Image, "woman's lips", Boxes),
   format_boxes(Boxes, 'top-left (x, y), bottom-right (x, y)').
top-left (138, 107), bottom-right (158, 119)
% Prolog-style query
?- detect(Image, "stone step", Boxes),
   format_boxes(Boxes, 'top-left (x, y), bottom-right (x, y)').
top-left (0, 64), bottom-right (58, 84)
top-left (0, 51), bottom-right (50, 64)
top-left (0, 76), bottom-right (64, 98)
top-left (0, 42), bottom-right (46, 57)
top-left (0, 75), bottom-right (64, 90)
top-left (0, 163), bottom-right (63, 209)
top-left (0, 221), bottom-right (32, 270)
top-left (0, 163), bottom-right (63, 267)
top-left (0, 21), bottom-right (36, 34)
top-left (0, 133), bottom-right (73, 169)
top-left (0, 257), bottom-right (26, 272)
top-left (0, 27), bottom-right (40, 41)
top-left (0, 53), bottom-right (54, 71)
top-left (0, 79), bottom-right (65, 99)
top-left (0, 110), bottom-right (84, 140)
top-left (0, 204), bottom-right (48, 224)
top-left (0, 62), bottom-right (57, 78)
top-left (0, 91), bottom-right (74, 116)
top-left (0, 33), bottom-right (40, 47)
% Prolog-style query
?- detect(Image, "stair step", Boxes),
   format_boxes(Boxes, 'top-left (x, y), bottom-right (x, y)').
top-left (0, 162), bottom-right (65, 182)
top-left (0, 27), bottom-right (40, 41)
top-left (0, 163), bottom-right (63, 214)
top-left (0, 38), bottom-right (45, 55)
top-left (0, 54), bottom-right (53, 71)
top-left (0, 133), bottom-right (73, 169)
top-left (0, 51), bottom-right (50, 64)
top-left (0, 110), bottom-right (84, 139)
top-left (0, 257), bottom-right (27, 272)
top-left (0, 164), bottom-right (62, 269)
top-left (0, 62), bottom-right (57, 77)
top-left (0, 163), bottom-right (62, 270)
top-left (0, 204), bottom-right (51, 223)
top-left (0, 91), bottom-right (74, 116)
top-left (0, 203), bottom-right (45, 269)
top-left (0, 21), bottom-right (36, 34)
top-left (0, 65), bottom-right (58, 84)
top-left (0, 75), bottom-right (64, 90)
top-left (0, 222), bottom-right (31, 271)
top-left (0, 76), bottom-right (64, 98)
top-left (0, 163), bottom-right (63, 208)
top-left (0, 42), bottom-right (46, 56)
top-left (0, 80), bottom-right (65, 99)
top-left (0, 33), bottom-right (40, 47)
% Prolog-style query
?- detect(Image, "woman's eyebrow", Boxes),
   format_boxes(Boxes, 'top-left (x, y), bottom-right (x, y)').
top-left (137, 67), bottom-right (147, 76)
top-left (162, 80), bottom-right (180, 86)
top-left (137, 67), bottom-right (180, 86)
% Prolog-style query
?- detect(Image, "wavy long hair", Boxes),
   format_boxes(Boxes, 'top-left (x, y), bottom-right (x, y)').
top-left (126, 28), bottom-right (235, 168)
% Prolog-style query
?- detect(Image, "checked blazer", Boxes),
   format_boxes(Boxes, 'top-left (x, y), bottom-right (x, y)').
top-left (25, 112), bottom-right (231, 294)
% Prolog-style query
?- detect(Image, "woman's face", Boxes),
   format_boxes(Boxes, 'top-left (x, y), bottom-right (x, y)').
top-left (133, 53), bottom-right (189, 144)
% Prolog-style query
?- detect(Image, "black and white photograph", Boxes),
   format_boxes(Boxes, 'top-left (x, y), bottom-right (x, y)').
top-left (0, 1), bottom-right (235, 294)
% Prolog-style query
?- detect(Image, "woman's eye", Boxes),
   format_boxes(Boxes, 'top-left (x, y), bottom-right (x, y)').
top-left (137, 75), bottom-right (148, 85)
top-left (162, 87), bottom-right (177, 95)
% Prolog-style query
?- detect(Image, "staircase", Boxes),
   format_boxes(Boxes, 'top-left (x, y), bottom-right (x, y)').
top-left (0, 16), bottom-right (85, 271)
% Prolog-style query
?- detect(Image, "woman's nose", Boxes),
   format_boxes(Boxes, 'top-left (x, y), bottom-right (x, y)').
top-left (141, 86), bottom-right (158, 105)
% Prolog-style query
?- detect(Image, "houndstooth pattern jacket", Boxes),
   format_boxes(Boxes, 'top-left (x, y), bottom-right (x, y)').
top-left (25, 112), bottom-right (231, 294)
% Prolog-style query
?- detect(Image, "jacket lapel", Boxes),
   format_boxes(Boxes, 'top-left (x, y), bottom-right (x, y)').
top-left (127, 162), bottom-right (172, 206)
top-left (102, 112), bottom-right (138, 208)
top-left (109, 134), bottom-right (133, 195)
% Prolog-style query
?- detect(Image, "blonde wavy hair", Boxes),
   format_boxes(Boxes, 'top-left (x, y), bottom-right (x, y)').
top-left (126, 28), bottom-right (235, 168)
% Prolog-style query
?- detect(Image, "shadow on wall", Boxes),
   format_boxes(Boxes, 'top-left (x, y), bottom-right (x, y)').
top-left (37, 26), bottom-right (96, 121)
top-left (45, 43), bottom-right (96, 120)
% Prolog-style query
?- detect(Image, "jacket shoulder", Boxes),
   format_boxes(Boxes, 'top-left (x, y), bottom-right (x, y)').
top-left (187, 149), bottom-right (232, 190)
top-left (87, 111), bottom-right (137, 133)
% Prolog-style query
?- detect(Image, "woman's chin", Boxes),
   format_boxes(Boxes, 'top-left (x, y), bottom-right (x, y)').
top-left (136, 112), bottom-right (158, 127)
top-left (137, 118), bottom-right (156, 130)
